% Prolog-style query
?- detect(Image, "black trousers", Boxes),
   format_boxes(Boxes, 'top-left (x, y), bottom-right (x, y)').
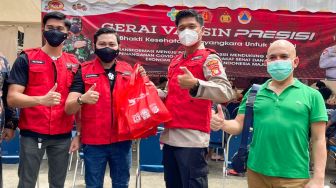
top-left (162, 144), bottom-right (208, 188)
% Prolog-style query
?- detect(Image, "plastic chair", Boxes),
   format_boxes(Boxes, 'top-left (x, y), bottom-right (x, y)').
top-left (224, 128), bottom-right (253, 176)
top-left (209, 130), bottom-right (226, 161)
top-left (135, 127), bottom-right (164, 188)
top-left (226, 102), bottom-right (240, 119)
top-left (209, 105), bottom-right (230, 161)
top-left (72, 148), bottom-right (84, 188)
top-left (68, 129), bottom-right (77, 171)
top-left (328, 145), bottom-right (336, 160)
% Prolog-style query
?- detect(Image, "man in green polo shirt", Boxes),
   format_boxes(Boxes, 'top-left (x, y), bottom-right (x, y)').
top-left (211, 39), bottom-right (328, 188)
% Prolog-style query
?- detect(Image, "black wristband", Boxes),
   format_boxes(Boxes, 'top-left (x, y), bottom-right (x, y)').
top-left (189, 80), bottom-right (200, 97)
top-left (77, 95), bottom-right (83, 105)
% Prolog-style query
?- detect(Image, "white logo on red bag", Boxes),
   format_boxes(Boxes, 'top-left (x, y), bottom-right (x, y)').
top-left (128, 92), bottom-right (149, 106)
top-left (149, 104), bottom-right (159, 114)
top-left (132, 113), bottom-right (141, 123)
top-left (140, 109), bottom-right (151, 120)
top-left (128, 99), bottom-right (136, 106)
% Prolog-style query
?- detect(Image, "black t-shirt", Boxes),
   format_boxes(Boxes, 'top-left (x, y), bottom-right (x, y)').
top-left (8, 54), bottom-right (29, 86)
top-left (70, 63), bottom-right (117, 93)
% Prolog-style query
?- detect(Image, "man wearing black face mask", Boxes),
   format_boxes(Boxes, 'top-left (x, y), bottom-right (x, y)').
top-left (64, 27), bottom-right (146, 188)
top-left (63, 16), bottom-right (94, 63)
top-left (7, 11), bottom-right (79, 188)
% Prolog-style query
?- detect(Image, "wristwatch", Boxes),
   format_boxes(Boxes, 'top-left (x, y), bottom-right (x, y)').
top-left (77, 95), bottom-right (83, 105)
top-left (192, 80), bottom-right (200, 90)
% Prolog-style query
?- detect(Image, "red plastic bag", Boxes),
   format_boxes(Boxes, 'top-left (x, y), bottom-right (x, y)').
top-left (117, 64), bottom-right (171, 139)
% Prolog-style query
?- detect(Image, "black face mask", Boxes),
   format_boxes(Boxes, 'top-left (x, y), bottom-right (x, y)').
top-left (95, 47), bottom-right (119, 63)
top-left (43, 30), bottom-right (67, 47)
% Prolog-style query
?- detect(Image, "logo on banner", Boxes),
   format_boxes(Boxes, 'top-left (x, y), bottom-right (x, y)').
top-left (200, 11), bottom-right (213, 23)
top-left (167, 8), bottom-right (179, 21)
top-left (220, 12), bottom-right (232, 23)
top-left (238, 10), bottom-right (252, 24)
top-left (71, 3), bottom-right (88, 11)
top-left (46, 0), bottom-right (64, 11)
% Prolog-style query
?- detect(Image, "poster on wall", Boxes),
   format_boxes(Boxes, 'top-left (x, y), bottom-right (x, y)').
top-left (41, 0), bottom-right (336, 83)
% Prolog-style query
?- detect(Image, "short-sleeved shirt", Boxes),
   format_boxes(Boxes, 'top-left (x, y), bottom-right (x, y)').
top-left (238, 79), bottom-right (328, 178)
top-left (7, 54), bottom-right (29, 86)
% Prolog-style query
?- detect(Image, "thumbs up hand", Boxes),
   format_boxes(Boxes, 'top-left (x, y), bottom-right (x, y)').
top-left (210, 104), bottom-right (225, 131)
top-left (40, 83), bottom-right (61, 106)
top-left (177, 66), bottom-right (198, 89)
top-left (81, 83), bottom-right (100, 104)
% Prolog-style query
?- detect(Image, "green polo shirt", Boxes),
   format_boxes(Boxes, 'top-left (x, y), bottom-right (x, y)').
top-left (238, 79), bottom-right (327, 178)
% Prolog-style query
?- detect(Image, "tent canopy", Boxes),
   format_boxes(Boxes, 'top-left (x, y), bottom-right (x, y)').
top-left (0, 0), bottom-right (41, 64)
top-left (0, 0), bottom-right (41, 25)
top-left (64, 0), bottom-right (336, 13)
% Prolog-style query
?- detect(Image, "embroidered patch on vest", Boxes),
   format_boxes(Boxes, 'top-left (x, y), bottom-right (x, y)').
top-left (206, 60), bottom-right (222, 76)
top-left (66, 62), bottom-right (79, 70)
top-left (122, 71), bottom-right (131, 76)
top-left (30, 60), bottom-right (45, 64)
top-left (191, 55), bottom-right (203, 61)
top-left (85, 74), bottom-right (99, 78)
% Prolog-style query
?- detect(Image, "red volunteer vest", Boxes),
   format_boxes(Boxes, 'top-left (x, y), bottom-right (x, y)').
top-left (165, 48), bottom-right (216, 133)
top-left (80, 58), bottom-right (132, 145)
top-left (19, 48), bottom-right (78, 134)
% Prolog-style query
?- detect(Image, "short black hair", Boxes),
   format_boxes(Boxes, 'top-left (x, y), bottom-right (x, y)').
top-left (94, 27), bottom-right (120, 45)
top-left (43, 11), bottom-right (71, 30)
top-left (159, 77), bottom-right (168, 84)
top-left (175, 9), bottom-right (204, 26)
top-left (316, 81), bottom-right (326, 89)
top-left (318, 87), bottom-right (332, 101)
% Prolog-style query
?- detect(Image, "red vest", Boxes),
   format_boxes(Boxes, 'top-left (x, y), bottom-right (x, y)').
top-left (80, 58), bottom-right (132, 145)
top-left (19, 48), bottom-right (78, 134)
top-left (165, 49), bottom-right (216, 133)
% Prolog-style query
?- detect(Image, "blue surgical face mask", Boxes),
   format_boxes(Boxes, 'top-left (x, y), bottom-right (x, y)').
top-left (267, 59), bottom-right (293, 81)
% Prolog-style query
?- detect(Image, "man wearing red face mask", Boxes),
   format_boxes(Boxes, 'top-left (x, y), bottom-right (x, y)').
top-left (7, 11), bottom-right (79, 188)
top-left (158, 9), bottom-right (234, 188)
top-left (211, 40), bottom-right (327, 188)
top-left (65, 27), bottom-right (146, 188)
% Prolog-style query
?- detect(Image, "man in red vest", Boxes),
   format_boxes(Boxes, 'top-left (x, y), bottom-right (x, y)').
top-left (64, 27), bottom-right (146, 188)
top-left (7, 12), bottom-right (79, 188)
top-left (159, 9), bottom-right (234, 188)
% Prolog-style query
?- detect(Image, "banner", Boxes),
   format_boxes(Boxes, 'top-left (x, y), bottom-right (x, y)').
top-left (42, 0), bottom-right (336, 80)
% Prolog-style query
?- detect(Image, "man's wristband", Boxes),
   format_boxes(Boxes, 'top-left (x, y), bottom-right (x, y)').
top-left (77, 95), bottom-right (83, 105)
top-left (189, 80), bottom-right (200, 97)
top-left (192, 80), bottom-right (200, 89)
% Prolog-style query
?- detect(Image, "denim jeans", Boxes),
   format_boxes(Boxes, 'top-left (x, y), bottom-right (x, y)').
top-left (83, 141), bottom-right (132, 188)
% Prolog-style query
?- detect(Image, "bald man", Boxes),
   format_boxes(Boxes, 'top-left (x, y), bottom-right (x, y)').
top-left (211, 40), bottom-right (328, 188)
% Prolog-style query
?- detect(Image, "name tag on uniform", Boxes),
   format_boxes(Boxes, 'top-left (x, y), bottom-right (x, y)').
top-left (191, 55), bottom-right (203, 61)
top-left (30, 60), bottom-right (45, 64)
top-left (85, 74), bottom-right (99, 78)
